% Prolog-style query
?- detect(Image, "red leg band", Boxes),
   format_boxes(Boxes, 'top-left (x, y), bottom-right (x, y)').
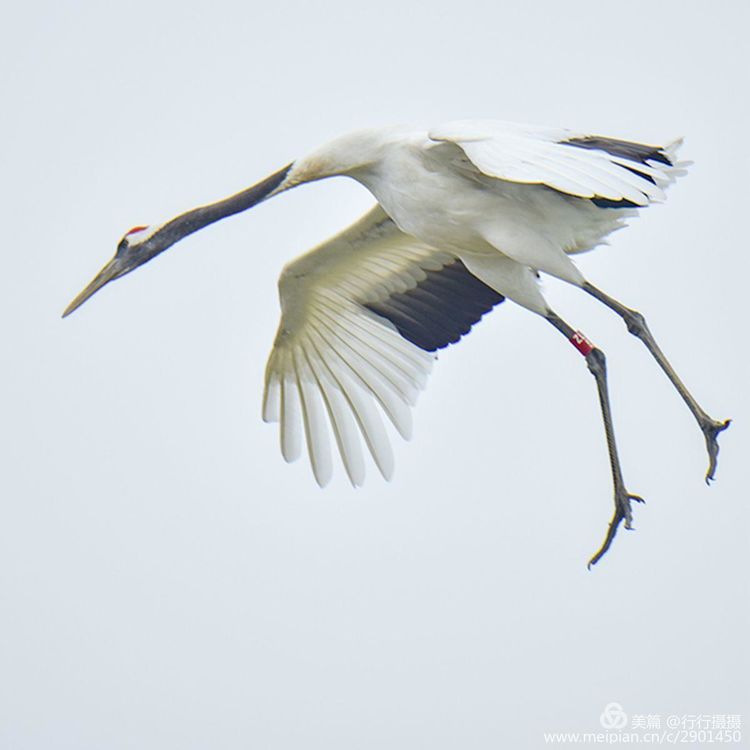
top-left (570, 331), bottom-right (594, 356)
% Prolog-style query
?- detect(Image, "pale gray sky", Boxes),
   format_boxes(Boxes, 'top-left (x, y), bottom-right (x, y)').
top-left (1, 1), bottom-right (748, 748)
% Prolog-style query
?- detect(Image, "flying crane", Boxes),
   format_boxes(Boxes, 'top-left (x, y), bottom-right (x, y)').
top-left (63, 120), bottom-right (730, 565)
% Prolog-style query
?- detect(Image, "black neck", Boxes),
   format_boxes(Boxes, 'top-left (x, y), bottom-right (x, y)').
top-left (154, 162), bottom-right (293, 249)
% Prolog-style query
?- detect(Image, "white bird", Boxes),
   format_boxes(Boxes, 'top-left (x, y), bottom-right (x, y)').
top-left (63, 119), bottom-right (729, 565)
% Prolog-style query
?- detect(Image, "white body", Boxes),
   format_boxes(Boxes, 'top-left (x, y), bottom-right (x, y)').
top-left (287, 121), bottom-right (682, 314)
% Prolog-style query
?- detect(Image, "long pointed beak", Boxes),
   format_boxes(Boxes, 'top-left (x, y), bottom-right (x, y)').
top-left (62, 256), bottom-right (125, 318)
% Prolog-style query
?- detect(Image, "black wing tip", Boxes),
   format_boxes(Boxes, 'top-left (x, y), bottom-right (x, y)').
top-left (590, 197), bottom-right (640, 209)
top-left (563, 135), bottom-right (675, 210)
top-left (564, 135), bottom-right (673, 166)
top-left (365, 259), bottom-right (505, 352)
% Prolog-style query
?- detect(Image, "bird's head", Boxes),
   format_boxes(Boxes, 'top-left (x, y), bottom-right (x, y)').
top-left (63, 162), bottom-right (294, 318)
top-left (62, 223), bottom-right (173, 317)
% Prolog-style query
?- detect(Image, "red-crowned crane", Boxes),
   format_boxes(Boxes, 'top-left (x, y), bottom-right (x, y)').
top-left (63, 120), bottom-right (729, 565)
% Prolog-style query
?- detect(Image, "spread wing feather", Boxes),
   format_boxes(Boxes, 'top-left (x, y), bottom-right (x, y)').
top-left (429, 119), bottom-right (687, 207)
top-left (263, 205), bottom-right (505, 486)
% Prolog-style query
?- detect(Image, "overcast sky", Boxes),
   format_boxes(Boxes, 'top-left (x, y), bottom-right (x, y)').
top-left (1, 1), bottom-right (748, 748)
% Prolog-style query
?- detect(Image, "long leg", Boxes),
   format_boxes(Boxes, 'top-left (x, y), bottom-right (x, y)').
top-left (583, 282), bottom-right (730, 483)
top-left (546, 311), bottom-right (644, 567)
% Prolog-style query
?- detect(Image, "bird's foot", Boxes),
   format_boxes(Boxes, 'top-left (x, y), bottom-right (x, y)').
top-left (588, 487), bottom-right (645, 568)
top-left (703, 417), bottom-right (731, 484)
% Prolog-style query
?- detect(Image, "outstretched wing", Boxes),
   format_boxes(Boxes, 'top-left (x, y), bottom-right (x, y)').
top-left (429, 119), bottom-right (687, 208)
top-left (263, 206), bottom-right (505, 487)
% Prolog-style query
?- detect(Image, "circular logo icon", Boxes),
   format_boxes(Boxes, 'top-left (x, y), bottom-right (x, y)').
top-left (600, 702), bottom-right (628, 730)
